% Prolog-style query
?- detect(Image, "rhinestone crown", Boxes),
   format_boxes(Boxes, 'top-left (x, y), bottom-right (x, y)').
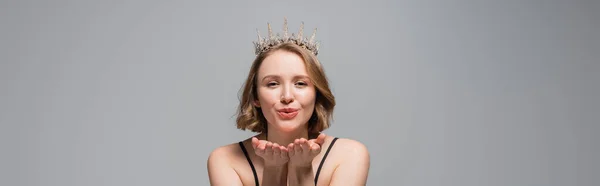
top-left (253, 18), bottom-right (320, 56)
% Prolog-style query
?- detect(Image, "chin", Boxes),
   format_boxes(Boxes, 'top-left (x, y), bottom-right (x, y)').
top-left (273, 120), bottom-right (305, 132)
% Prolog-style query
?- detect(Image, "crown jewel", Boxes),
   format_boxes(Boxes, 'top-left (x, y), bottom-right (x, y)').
top-left (253, 18), bottom-right (320, 56)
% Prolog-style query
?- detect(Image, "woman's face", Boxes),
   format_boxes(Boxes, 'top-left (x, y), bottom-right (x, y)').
top-left (255, 50), bottom-right (316, 133)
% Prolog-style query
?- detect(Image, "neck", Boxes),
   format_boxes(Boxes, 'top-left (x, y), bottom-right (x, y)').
top-left (263, 126), bottom-right (310, 147)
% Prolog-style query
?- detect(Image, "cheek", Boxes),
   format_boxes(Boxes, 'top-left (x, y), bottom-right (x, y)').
top-left (297, 89), bottom-right (317, 106)
top-left (257, 88), bottom-right (278, 106)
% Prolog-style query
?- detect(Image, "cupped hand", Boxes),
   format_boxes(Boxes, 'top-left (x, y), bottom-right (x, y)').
top-left (252, 137), bottom-right (289, 167)
top-left (287, 133), bottom-right (327, 167)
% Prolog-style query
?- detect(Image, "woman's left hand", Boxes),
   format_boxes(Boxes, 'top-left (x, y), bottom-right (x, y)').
top-left (287, 133), bottom-right (327, 167)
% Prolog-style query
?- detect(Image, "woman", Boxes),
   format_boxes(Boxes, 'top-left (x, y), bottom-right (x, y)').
top-left (207, 19), bottom-right (370, 186)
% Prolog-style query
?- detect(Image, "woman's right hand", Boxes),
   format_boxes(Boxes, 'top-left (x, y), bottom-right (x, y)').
top-left (252, 137), bottom-right (289, 167)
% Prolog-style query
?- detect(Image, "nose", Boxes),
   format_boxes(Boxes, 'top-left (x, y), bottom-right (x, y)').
top-left (280, 86), bottom-right (294, 104)
top-left (280, 95), bottom-right (293, 104)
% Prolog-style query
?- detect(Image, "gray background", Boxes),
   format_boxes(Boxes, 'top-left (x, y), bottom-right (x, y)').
top-left (1, 0), bottom-right (598, 185)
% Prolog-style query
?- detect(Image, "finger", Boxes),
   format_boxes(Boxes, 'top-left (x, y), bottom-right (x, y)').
top-left (280, 146), bottom-right (288, 158)
top-left (255, 141), bottom-right (266, 155)
top-left (307, 139), bottom-right (315, 147)
top-left (255, 148), bottom-right (265, 156)
top-left (294, 140), bottom-right (302, 154)
top-left (310, 142), bottom-right (321, 155)
top-left (306, 140), bottom-right (316, 150)
top-left (288, 143), bottom-right (295, 156)
top-left (315, 133), bottom-right (326, 146)
top-left (252, 137), bottom-right (259, 149)
top-left (306, 140), bottom-right (319, 154)
top-left (258, 140), bottom-right (267, 150)
top-left (281, 144), bottom-right (289, 152)
top-left (265, 142), bottom-right (273, 154)
top-left (299, 138), bottom-right (309, 153)
top-left (273, 143), bottom-right (281, 156)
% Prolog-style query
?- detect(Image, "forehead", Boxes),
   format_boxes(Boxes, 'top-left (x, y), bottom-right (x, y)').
top-left (258, 50), bottom-right (309, 78)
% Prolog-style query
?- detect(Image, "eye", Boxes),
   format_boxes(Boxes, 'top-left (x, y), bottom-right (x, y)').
top-left (266, 81), bottom-right (279, 87)
top-left (295, 81), bottom-right (308, 86)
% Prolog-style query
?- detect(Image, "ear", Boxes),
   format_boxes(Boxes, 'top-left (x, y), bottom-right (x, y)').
top-left (253, 100), bottom-right (261, 107)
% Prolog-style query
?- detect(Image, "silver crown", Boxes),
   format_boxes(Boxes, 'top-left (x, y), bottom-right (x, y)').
top-left (253, 18), bottom-right (320, 56)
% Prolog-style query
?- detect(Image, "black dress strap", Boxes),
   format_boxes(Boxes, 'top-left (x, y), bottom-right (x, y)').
top-left (314, 137), bottom-right (339, 185)
top-left (238, 141), bottom-right (259, 186)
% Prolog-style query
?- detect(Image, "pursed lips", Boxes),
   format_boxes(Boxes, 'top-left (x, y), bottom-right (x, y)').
top-left (277, 108), bottom-right (299, 113)
top-left (276, 108), bottom-right (299, 119)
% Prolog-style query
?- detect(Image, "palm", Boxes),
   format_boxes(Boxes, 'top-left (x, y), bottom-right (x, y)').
top-left (287, 133), bottom-right (327, 167)
top-left (252, 137), bottom-right (289, 167)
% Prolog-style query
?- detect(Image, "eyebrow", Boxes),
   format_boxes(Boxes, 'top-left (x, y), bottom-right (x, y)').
top-left (260, 74), bottom-right (310, 82)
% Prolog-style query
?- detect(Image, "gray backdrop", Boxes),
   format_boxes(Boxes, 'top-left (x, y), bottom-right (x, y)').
top-left (1, 0), bottom-right (598, 185)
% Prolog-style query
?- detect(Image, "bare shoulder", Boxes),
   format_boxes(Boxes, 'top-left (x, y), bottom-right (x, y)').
top-left (207, 143), bottom-right (245, 185)
top-left (208, 143), bottom-right (241, 164)
top-left (326, 137), bottom-right (370, 185)
top-left (331, 137), bottom-right (370, 159)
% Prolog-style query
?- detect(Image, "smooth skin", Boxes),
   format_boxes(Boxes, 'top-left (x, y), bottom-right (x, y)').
top-left (207, 50), bottom-right (370, 185)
